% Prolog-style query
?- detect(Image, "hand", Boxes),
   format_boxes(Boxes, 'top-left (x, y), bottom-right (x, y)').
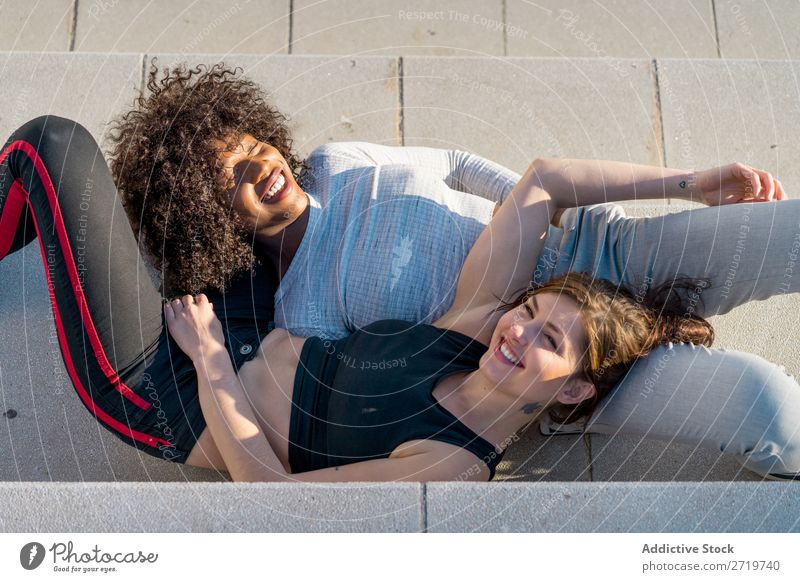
top-left (696, 163), bottom-right (787, 206)
top-left (164, 294), bottom-right (225, 362)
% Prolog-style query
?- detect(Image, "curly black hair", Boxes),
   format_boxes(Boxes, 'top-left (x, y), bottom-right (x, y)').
top-left (106, 59), bottom-right (308, 295)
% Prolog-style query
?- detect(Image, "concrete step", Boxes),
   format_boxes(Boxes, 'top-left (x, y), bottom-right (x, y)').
top-left (2, 1), bottom-right (799, 59)
top-left (0, 481), bottom-right (796, 532)
top-left (1, 51), bottom-right (798, 483)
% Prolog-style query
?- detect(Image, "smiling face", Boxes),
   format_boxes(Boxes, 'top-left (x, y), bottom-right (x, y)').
top-left (480, 290), bottom-right (593, 407)
top-left (216, 133), bottom-right (308, 237)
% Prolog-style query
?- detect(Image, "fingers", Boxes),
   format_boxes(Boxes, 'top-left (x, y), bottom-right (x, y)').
top-left (164, 294), bottom-right (211, 318)
top-left (748, 167), bottom-right (763, 200)
top-left (164, 297), bottom-right (181, 318)
top-left (754, 169), bottom-right (775, 201)
top-left (775, 178), bottom-right (787, 200)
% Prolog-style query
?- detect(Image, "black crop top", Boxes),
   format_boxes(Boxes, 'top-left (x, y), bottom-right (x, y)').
top-left (288, 319), bottom-right (505, 480)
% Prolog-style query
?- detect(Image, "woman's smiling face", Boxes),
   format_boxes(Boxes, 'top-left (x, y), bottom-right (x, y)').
top-left (215, 133), bottom-right (308, 236)
top-left (480, 291), bottom-right (591, 407)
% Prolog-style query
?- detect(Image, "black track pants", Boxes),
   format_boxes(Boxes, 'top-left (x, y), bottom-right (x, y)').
top-left (0, 115), bottom-right (209, 461)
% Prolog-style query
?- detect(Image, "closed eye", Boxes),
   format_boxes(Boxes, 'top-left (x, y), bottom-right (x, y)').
top-left (523, 303), bottom-right (557, 349)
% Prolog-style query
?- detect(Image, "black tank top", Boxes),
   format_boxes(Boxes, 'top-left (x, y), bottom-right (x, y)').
top-left (289, 319), bottom-right (505, 480)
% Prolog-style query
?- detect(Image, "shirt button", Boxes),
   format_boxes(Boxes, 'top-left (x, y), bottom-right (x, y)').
top-left (239, 344), bottom-right (253, 355)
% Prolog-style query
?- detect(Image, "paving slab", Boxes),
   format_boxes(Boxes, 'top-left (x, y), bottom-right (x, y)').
top-left (0, 0), bottom-right (72, 52)
top-left (658, 59), bottom-right (800, 193)
top-left (403, 57), bottom-right (661, 175)
top-left (0, 51), bottom-right (142, 147)
top-left (292, 0), bottom-right (504, 56)
top-left (151, 53), bottom-right (400, 153)
top-left (506, 0), bottom-right (718, 59)
top-left (494, 426), bottom-right (591, 482)
top-left (590, 435), bottom-right (763, 481)
top-left (426, 481), bottom-right (800, 532)
top-left (716, 0), bottom-right (800, 59)
top-left (74, 0), bottom-right (290, 55)
top-left (0, 482), bottom-right (423, 532)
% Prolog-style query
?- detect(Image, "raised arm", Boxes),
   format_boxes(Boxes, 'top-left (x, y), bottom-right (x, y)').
top-left (446, 156), bottom-right (786, 317)
top-left (446, 159), bottom-right (559, 314)
top-left (307, 142), bottom-right (519, 204)
top-left (530, 158), bottom-right (785, 207)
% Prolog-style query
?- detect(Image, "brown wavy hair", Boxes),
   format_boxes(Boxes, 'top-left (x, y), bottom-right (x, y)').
top-left (495, 271), bottom-right (715, 424)
top-left (106, 59), bottom-right (308, 295)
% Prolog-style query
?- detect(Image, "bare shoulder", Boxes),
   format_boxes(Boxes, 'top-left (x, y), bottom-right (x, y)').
top-left (390, 439), bottom-right (491, 481)
top-left (432, 303), bottom-right (502, 347)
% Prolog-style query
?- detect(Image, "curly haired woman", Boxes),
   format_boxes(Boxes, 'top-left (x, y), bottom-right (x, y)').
top-left (1, 61), bottom-right (799, 480)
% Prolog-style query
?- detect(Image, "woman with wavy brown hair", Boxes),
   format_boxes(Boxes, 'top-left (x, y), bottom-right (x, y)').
top-left (1, 60), bottom-right (799, 480)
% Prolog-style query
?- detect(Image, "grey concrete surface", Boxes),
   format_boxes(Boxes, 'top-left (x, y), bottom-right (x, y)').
top-left (149, 53), bottom-right (402, 153)
top-left (426, 482), bottom-right (800, 532)
top-left (403, 56), bottom-right (661, 173)
top-left (291, 0), bottom-right (504, 56)
top-left (590, 435), bottom-right (762, 482)
top-left (0, 51), bottom-right (141, 146)
top-left (658, 59), bottom-right (800, 193)
top-left (494, 426), bottom-right (591, 482)
top-left (0, 482), bottom-right (423, 531)
top-left (2, 2), bottom-right (799, 60)
top-left (506, 0), bottom-right (718, 58)
top-left (4, 481), bottom-right (796, 532)
top-left (0, 0), bottom-right (72, 52)
top-left (73, 0), bottom-right (290, 55)
top-left (717, 0), bottom-right (800, 59)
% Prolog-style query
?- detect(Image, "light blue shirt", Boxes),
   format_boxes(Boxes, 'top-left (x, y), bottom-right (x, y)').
top-left (273, 142), bottom-right (563, 339)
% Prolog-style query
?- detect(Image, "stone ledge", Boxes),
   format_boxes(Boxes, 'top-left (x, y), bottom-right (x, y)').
top-left (1, 482), bottom-right (797, 532)
top-left (0, 482), bottom-right (423, 533)
top-left (426, 482), bottom-right (800, 532)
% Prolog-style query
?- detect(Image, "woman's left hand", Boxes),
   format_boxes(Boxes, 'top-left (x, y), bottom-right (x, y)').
top-left (164, 294), bottom-right (226, 362)
top-left (696, 163), bottom-right (787, 206)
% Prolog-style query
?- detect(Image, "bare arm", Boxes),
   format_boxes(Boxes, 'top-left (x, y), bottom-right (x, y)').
top-left (532, 158), bottom-right (786, 206)
top-left (534, 158), bottom-right (698, 206)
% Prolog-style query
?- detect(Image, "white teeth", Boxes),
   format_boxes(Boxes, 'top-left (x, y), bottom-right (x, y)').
top-left (500, 341), bottom-right (520, 365)
top-left (264, 173), bottom-right (286, 198)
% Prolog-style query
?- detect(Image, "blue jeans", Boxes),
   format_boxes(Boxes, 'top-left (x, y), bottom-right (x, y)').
top-left (533, 201), bottom-right (800, 477)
